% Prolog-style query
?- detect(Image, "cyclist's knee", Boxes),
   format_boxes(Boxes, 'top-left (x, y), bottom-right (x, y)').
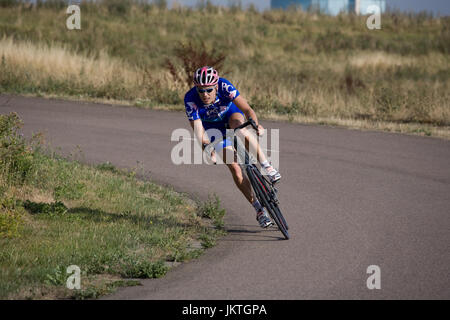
top-left (228, 113), bottom-right (245, 129)
top-left (227, 163), bottom-right (242, 179)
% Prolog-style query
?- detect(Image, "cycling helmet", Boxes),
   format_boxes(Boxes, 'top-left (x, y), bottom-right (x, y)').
top-left (193, 66), bottom-right (219, 86)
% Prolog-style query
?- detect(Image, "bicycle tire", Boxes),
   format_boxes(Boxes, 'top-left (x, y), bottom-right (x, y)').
top-left (251, 166), bottom-right (289, 234)
top-left (247, 165), bottom-right (289, 240)
top-left (252, 167), bottom-right (289, 231)
top-left (233, 134), bottom-right (289, 239)
top-left (273, 201), bottom-right (289, 231)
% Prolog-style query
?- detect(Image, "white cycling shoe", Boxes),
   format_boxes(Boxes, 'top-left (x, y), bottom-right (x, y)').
top-left (256, 208), bottom-right (274, 228)
top-left (265, 165), bottom-right (281, 184)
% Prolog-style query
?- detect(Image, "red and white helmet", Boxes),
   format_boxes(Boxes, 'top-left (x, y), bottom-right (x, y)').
top-left (193, 66), bottom-right (219, 86)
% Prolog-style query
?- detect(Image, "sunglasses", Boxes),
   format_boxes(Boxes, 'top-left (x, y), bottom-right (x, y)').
top-left (197, 87), bottom-right (215, 94)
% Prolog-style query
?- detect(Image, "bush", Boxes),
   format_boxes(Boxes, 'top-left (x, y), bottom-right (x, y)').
top-left (166, 41), bottom-right (227, 87)
top-left (36, 0), bottom-right (67, 10)
top-left (0, 208), bottom-right (22, 238)
top-left (0, 0), bottom-right (19, 8)
top-left (101, 0), bottom-right (133, 15)
top-left (23, 200), bottom-right (68, 216)
top-left (96, 161), bottom-right (121, 174)
top-left (0, 113), bottom-right (35, 185)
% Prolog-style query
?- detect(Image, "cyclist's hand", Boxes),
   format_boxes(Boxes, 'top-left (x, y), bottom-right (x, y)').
top-left (204, 143), bottom-right (217, 165)
top-left (257, 124), bottom-right (265, 136)
top-left (210, 149), bottom-right (217, 165)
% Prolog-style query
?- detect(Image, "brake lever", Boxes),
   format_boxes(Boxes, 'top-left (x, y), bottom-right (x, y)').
top-left (247, 117), bottom-right (259, 134)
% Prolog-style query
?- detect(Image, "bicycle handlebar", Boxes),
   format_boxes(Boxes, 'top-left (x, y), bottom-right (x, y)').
top-left (233, 117), bottom-right (259, 133)
top-left (203, 117), bottom-right (259, 165)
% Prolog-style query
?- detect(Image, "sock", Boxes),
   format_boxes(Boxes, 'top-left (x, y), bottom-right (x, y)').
top-left (261, 160), bottom-right (271, 169)
top-left (252, 200), bottom-right (262, 212)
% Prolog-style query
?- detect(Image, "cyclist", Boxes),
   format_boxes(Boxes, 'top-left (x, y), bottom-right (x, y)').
top-left (184, 66), bottom-right (281, 228)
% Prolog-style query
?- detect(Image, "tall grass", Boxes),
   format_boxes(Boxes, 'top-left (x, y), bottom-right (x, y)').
top-left (0, 2), bottom-right (449, 134)
top-left (0, 36), bottom-right (144, 99)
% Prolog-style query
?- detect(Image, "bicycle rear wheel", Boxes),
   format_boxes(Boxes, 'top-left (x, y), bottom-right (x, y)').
top-left (246, 165), bottom-right (289, 240)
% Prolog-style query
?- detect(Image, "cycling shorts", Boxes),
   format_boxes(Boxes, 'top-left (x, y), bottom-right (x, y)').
top-left (202, 102), bottom-right (244, 151)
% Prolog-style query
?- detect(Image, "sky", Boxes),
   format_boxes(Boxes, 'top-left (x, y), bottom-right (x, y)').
top-left (387, 0), bottom-right (450, 16)
top-left (165, 0), bottom-right (450, 16)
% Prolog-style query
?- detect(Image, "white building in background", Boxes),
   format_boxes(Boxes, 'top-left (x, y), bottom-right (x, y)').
top-left (271, 0), bottom-right (386, 15)
top-left (357, 0), bottom-right (386, 14)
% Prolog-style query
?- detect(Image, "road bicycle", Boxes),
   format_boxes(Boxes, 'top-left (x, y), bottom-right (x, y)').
top-left (205, 118), bottom-right (289, 240)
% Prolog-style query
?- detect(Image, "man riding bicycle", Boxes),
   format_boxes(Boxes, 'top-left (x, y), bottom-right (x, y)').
top-left (184, 66), bottom-right (281, 228)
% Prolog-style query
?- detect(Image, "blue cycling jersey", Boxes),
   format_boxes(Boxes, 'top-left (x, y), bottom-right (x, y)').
top-left (184, 78), bottom-right (240, 123)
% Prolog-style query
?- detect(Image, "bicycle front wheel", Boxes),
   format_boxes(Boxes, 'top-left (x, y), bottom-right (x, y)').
top-left (246, 165), bottom-right (289, 240)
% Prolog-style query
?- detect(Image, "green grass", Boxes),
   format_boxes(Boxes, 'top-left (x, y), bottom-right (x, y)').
top-left (0, 2), bottom-right (449, 138)
top-left (0, 113), bottom-right (226, 299)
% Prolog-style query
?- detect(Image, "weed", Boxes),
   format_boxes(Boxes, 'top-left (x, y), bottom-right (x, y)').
top-left (199, 231), bottom-right (216, 249)
top-left (44, 265), bottom-right (67, 286)
top-left (375, 87), bottom-right (403, 120)
top-left (121, 259), bottom-right (168, 279)
top-left (0, 202), bottom-right (23, 238)
top-left (197, 194), bottom-right (225, 230)
top-left (71, 278), bottom-right (141, 300)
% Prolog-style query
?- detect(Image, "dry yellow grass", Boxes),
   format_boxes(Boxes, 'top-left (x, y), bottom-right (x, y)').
top-left (349, 51), bottom-right (415, 69)
top-left (0, 36), bottom-right (140, 88)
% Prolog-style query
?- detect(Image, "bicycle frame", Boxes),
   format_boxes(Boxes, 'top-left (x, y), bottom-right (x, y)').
top-left (204, 118), bottom-right (289, 239)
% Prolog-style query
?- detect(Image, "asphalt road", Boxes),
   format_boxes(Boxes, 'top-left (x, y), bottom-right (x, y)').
top-left (1, 94), bottom-right (449, 299)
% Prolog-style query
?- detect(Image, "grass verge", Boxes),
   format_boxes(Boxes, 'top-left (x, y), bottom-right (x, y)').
top-left (0, 112), bottom-right (226, 299)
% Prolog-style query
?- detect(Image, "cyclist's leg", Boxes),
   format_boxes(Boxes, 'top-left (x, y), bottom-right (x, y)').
top-left (217, 113), bottom-right (272, 226)
top-left (224, 157), bottom-right (272, 228)
top-left (222, 149), bottom-right (255, 204)
top-left (226, 106), bottom-right (269, 165)
top-left (205, 122), bottom-right (255, 205)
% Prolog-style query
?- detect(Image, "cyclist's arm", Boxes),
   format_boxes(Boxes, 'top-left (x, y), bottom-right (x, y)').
top-left (233, 96), bottom-right (258, 124)
top-left (233, 96), bottom-right (264, 135)
top-left (189, 119), bottom-right (211, 148)
top-left (190, 119), bottom-right (216, 163)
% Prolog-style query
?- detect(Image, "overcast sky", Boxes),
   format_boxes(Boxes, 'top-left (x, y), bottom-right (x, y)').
top-left (166, 0), bottom-right (450, 16)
